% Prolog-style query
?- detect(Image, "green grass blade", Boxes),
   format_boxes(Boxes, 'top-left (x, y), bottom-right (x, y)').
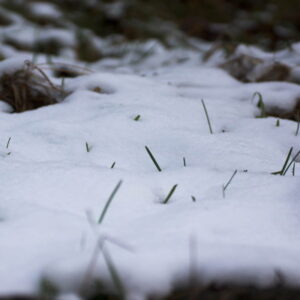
top-left (6, 137), bottom-right (11, 149)
top-left (201, 99), bottom-right (213, 134)
top-left (292, 162), bottom-right (296, 176)
top-left (98, 180), bottom-right (123, 224)
top-left (85, 142), bottom-right (90, 153)
top-left (223, 169), bottom-right (237, 191)
top-left (222, 185), bottom-right (225, 198)
top-left (272, 147), bottom-right (293, 175)
top-left (296, 120), bottom-right (300, 136)
top-left (134, 114), bottom-right (141, 121)
top-left (145, 146), bottom-right (162, 172)
top-left (283, 150), bottom-right (300, 175)
top-left (162, 184), bottom-right (178, 204)
top-left (61, 77), bottom-right (65, 92)
top-left (252, 91), bottom-right (266, 118)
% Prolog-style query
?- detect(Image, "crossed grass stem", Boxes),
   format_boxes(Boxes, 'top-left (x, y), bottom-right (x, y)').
top-left (272, 147), bottom-right (300, 176)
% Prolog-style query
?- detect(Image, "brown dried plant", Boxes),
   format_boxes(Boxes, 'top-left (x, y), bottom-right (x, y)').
top-left (0, 60), bottom-right (68, 112)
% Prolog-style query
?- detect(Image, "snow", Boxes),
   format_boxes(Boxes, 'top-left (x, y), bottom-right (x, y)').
top-left (29, 2), bottom-right (62, 19)
top-left (0, 47), bottom-right (300, 300)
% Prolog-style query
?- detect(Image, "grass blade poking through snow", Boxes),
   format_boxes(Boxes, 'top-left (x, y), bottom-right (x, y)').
top-left (295, 115), bottom-right (300, 136)
top-left (98, 180), bottom-right (122, 224)
top-left (6, 137), bottom-right (11, 149)
top-left (283, 150), bottom-right (300, 175)
top-left (292, 162), bottom-right (296, 176)
top-left (183, 157), bottom-right (186, 167)
top-left (222, 170), bottom-right (237, 198)
top-left (252, 91), bottom-right (266, 118)
top-left (201, 99), bottom-right (213, 134)
top-left (85, 142), bottom-right (91, 153)
top-left (61, 77), bottom-right (65, 93)
top-left (162, 184), bottom-right (178, 204)
top-left (6, 137), bottom-right (11, 155)
top-left (145, 146), bottom-right (162, 172)
top-left (272, 147), bottom-right (293, 175)
top-left (110, 162), bottom-right (116, 169)
top-left (134, 114), bottom-right (141, 121)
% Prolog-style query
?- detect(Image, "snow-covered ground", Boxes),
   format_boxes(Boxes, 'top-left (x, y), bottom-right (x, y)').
top-left (0, 3), bottom-right (300, 299)
top-left (0, 46), bottom-right (300, 299)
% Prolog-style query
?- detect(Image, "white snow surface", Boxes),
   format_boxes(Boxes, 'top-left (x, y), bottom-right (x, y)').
top-left (29, 2), bottom-right (62, 19)
top-left (0, 54), bottom-right (300, 299)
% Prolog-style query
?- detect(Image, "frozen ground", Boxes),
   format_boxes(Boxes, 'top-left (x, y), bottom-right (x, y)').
top-left (0, 44), bottom-right (300, 299)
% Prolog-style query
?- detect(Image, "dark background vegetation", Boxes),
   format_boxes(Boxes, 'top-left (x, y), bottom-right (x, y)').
top-left (1, 0), bottom-right (299, 51)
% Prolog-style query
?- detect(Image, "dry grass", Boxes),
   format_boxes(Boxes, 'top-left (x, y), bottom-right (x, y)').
top-left (0, 61), bottom-right (67, 112)
top-left (219, 54), bottom-right (292, 83)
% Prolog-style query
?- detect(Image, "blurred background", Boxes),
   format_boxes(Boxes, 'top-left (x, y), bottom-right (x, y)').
top-left (1, 0), bottom-right (299, 54)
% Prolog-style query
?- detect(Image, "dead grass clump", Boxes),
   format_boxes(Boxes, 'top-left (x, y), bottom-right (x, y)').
top-left (265, 100), bottom-right (300, 122)
top-left (0, 60), bottom-right (67, 112)
top-left (220, 54), bottom-right (292, 83)
top-left (220, 54), bottom-right (264, 82)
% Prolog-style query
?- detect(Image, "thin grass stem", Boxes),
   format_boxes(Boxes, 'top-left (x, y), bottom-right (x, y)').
top-left (201, 99), bottom-right (213, 134)
top-left (252, 91), bottom-right (266, 118)
top-left (223, 170), bottom-right (238, 197)
top-left (145, 146), bottom-right (162, 172)
top-left (85, 142), bottom-right (91, 153)
top-left (6, 137), bottom-right (11, 149)
top-left (272, 147), bottom-right (293, 175)
top-left (292, 162), bottom-right (296, 176)
top-left (98, 180), bottom-right (122, 224)
top-left (162, 184), bottom-right (178, 204)
top-left (223, 170), bottom-right (238, 191)
top-left (296, 120), bottom-right (300, 136)
top-left (283, 150), bottom-right (300, 175)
